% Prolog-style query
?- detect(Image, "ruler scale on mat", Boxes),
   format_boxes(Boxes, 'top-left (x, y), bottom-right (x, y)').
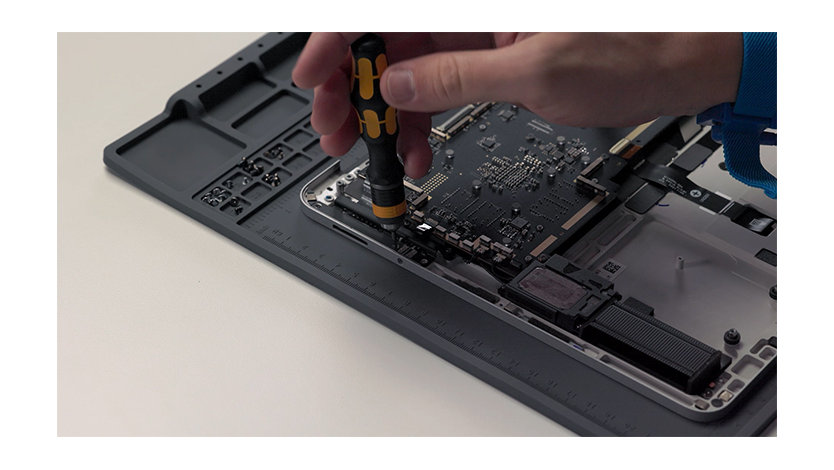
top-left (103, 33), bottom-right (775, 436)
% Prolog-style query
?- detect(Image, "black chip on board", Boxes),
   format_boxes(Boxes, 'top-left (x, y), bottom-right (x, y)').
top-left (511, 217), bottom-right (529, 230)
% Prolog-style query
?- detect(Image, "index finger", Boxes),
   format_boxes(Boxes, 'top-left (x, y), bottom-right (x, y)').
top-left (292, 33), bottom-right (364, 89)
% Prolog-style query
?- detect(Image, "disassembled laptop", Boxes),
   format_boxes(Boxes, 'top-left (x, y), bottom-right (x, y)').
top-left (104, 33), bottom-right (776, 433)
top-left (303, 102), bottom-right (776, 419)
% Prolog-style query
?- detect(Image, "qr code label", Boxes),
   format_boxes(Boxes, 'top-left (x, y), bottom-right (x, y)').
top-left (597, 259), bottom-right (626, 280)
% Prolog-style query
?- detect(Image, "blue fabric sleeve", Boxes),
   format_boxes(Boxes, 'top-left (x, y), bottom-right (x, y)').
top-left (735, 32), bottom-right (777, 120)
top-left (697, 32), bottom-right (777, 199)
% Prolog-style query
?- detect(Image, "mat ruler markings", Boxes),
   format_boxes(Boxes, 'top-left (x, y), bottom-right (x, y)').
top-left (254, 222), bottom-right (640, 435)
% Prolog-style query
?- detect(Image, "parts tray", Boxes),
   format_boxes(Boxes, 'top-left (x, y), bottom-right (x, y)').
top-left (103, 32), bottom-right (775, 436)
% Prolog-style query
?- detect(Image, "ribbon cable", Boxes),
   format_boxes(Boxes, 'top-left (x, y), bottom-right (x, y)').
top-left (634, 162), bottom-right (775, 236)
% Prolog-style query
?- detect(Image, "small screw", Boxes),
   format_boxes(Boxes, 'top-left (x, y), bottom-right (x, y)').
top-left (724, 328), bottom-right (741, 345)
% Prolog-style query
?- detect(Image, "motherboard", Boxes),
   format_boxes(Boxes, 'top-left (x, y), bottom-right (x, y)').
top-left (334, 103), bottom-right (654, 280)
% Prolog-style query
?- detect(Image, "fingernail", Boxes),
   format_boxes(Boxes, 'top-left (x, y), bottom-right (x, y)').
top-left (386, 68), bottom-right (415, 103)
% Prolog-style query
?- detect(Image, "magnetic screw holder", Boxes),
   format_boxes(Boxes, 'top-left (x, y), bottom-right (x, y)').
top-left (697, 32), bottom-right (777, 199)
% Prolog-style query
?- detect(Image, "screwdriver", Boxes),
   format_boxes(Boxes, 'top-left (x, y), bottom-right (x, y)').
top-left (349, 33), bottom-right (406, 235)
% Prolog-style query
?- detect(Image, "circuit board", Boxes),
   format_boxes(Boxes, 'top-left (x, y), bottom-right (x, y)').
top-left (414, 103), bottom-right (631, 266)
top-left (328, 103), bottom-right (645, 282)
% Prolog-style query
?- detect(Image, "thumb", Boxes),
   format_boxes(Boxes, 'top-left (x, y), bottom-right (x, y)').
top-left (380, 47), bottom-right (524, 112)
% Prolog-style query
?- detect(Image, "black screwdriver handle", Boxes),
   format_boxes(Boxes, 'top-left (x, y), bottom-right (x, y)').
top-left (350, 33), bottom-right (406, 228)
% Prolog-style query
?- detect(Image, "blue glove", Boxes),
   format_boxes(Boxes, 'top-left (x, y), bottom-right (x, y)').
top-left (697, 32), bottom-right (777, 199)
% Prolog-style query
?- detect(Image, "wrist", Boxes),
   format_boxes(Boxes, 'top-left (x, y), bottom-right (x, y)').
top-left (658, 33), bottom-right (743, 116)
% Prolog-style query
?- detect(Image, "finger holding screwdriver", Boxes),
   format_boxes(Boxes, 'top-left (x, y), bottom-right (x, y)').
top-left (293, 32), bottom-right (745, 181)
top-left (292, 33), bottom-right (500, 179)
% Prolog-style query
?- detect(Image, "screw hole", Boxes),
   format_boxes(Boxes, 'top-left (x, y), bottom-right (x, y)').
top-left (196, 84), bottom-right (202, 88)
top-left (258, 43), bottom-right (264, 48)
top-left (217, 70), bottom-right (223, 75)
top-left (237, 57), bottom-right (243, 61)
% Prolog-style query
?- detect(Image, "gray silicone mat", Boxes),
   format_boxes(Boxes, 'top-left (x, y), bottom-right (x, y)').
top-left (103, 32), bottom-right (775, 436)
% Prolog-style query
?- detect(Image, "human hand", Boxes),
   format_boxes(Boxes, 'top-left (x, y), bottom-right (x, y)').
top-left (292, 33), bottom-right (742, 179)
